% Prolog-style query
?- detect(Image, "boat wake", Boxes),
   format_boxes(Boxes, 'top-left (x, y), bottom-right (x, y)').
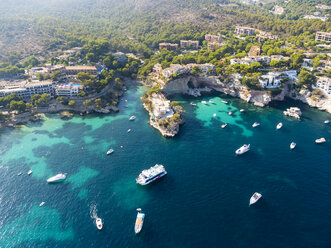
top-left (90, 203), bottom-right (99, 220)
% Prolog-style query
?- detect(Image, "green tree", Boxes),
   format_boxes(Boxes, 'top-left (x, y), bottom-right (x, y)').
top-left (68, 100), bottom-right (75, 106)
top-left (297, 69), bottom-right (316, 88)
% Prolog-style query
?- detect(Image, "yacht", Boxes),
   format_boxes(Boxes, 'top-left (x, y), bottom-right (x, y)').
top-left (129, 115), bottom-right (136, 121)
top-left (240, 109), bottom-right (245, 112)
top-left (106, 148), bottom-right (114, 155)
top-left (290, 142), bottom-right (296, 150)
top-left (221, 123), bottom-right (227, 129)
top-left (221, 100), bottom-right (228, 104)
top-left (135, 208), bottom-right (145, 234)
top-left (96, 218), bottom-right (103, 230)
top-left (315, 137), bottom-right (326, 144)
top-left (324, 120), bottom-right (330, 124)
top-left (252, 122), bottom-right (260, 128)
top-left (27, 170), bottom-right (32, 175)
top-left (47, 173), bottom-right (67, 183)
top-left (276, 122), bottom-right (283, 130)
top-left (201, 101), bottom-right (207, 104)
top-left (136, 164), bottom-right (167, 186)
top-left (209, 100), bottom-right (214, 104)
top-left (127, 129), bottom-right (131, 133)
top-left (190, 102), bottom-right (197, 106)
top-left (235, 144), bottom-right (250, 155)
top-left (228, 111), bottom-right (233, 116)
top-left (213, 113), bottom-right (216, 117)
top-left (39, 202), bottom-right (45, 207)
top-left (249, 192), bottom-right (262, 206)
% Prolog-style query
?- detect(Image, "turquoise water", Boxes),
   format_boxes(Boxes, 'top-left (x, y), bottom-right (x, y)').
top-left (0, 84), bottom-right (330, 247)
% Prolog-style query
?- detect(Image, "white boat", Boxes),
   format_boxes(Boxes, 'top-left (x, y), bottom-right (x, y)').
top-left (120, 145), bottom-right (124, 148)
top-left (235, 144), bottom-right (250, 155)
top-left (135, 208), bottom-right (145, 234)
top-left (324, 120), bottom-right (330, 124)
top-left (290, 142), bottom-right (296, 150)
top-left (39, 202), bottom-right (45, 207)
top-left (276, 122), bottom-right (283, 130)
top-left (106, 148), bottom-right (114, 155)
top-left (201, 101), bottom-right (207, 104)
top-left (213, 113), bottom-right (216, 117)
top-left (209, 100), bottom-right (214, 104)
top-left (221, 123), bottom-right (227, 129)
top-left (17, 172), bottom-right (22, 176)
top-left (47, 173), bottom-right (66, 183)
top-left (252, 122), bottom-right (260, 128)
top-left (136, 164), bottom-right (167, 186)
top-left (249, 192), bottom-right (262, 206)
top-left (27, 170), bottom-right (32, 175)
top-left (129, 115), bottom-right (136, 121)
top-left (96, 218), bottom-right (103, 230)
top-left (228, 111), bottom-right (233, 116)
top-left (315, 137), bottom-right (326, 144)
top-left (127, 129), bottom-right (131, 133)
top-left (190, 102), bottom-right (197, 106)
top-left (240, 109), bottom-right (245, 112)
top-left (221, 100), bottom-right (228, 104)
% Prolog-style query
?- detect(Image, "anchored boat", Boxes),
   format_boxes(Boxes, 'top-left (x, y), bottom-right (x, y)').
top-left (249, 192), bottom-right (262, 206)
top-left (129, 115), bottom-right (136, 121)
top-left (315, 137), bottom-right (326, 144)
top-left (106, 148), bottom-right (114, 155)
top-left (235, 144), bottom-right (250, 155)
top-left (136, 164), bottom-right (167, 186)
top-left (135, 208), bottom-right (145, 234)
top-left (47, 173), bottom-right (66, 183)
top-left (290, 142), bottom-right (296, 150)
top-left (96, 218), bottom-right (103, 230)
top-left (276, 122), bottom-right (283, 130)
top-left (252, 122), bottom-right (260, 128)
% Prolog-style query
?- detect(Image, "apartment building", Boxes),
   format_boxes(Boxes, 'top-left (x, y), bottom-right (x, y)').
top-left (180, 40), bottom-right (199, 49)
top-left (64, 66), bottom-right (98, 75)
top-left (55, 83), bottom-right (82, 97)
top-left (159, 43), bottom-right (178, 51)
top-left (235, 26), bottom-right (255, 36)
top-left (315, 32), bottom-right (331, 42)
top-left (205, 34), bottom-right (222, 43)
top-left (0, 80), bottom-right (55, 98)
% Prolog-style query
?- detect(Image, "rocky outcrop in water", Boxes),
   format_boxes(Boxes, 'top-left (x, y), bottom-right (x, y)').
top-left (283, 107), bottom-right (302, 119)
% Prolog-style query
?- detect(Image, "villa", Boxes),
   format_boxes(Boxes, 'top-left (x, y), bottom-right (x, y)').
top-left (151, 93), bottom-right (174, 120)
top-left (230, 56), bottom-right (271, 66)
top-left (315, 77), bottom-right (331, 98)
top-left (259, 70), bottom-right (298, 88)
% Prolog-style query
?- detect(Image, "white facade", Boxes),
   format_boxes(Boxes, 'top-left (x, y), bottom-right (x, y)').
top-left (315, 77), bottom-right (331, 98)
top-left (55, 83), bottom-right (82, 97)
top-left (0, 80), bottom-right (54, 98)
top-left (151, 94), bottom-right (174, 120)
top-left (259, 70), bottom-right (298, 88)
top-left (230, 56), bottom-right (271, 66)
top-left (162, 63), bottom-right (215, 79)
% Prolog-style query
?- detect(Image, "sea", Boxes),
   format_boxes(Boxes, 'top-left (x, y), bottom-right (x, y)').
top-left (0, 82), bottom-right (330, 248)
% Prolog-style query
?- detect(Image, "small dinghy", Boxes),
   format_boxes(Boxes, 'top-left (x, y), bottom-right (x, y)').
top-left (252, 122), bottom-right (260, 128)
top-left (106, 148), bottom-right (114, 155)
top-left (96, 218), bottom-right (103, 230)
top-left (221, 100), bottom-right (228, 104)
top-left (324, 120), bottom-right (330, 124)
top-left (249, 192), bottom-right (262, 206)
top-left (221, 123), bottom-right (227, 129)
top-left (127, 129), bottom-right (131, 133)
top-left (240, 109), bottom-right (245, 112)
top-left (135, 208), bottom-right (145, 234)
top-left (17, 172), bottom-right (23, 176)
top-left (190, 102), bottom-right (197, 106)
top-left (213, 113), bottom-right (216, 117)
top-left (27, 170), bottom-right (32, 175)
top-left (209, 100), bottom-right (214, 104)
top-left (235, 144), bottom-right (250, 155)
top-left (276, 122), bottom-right (283, 130)
top-left (129, 115), bottom-right (136, 121)
top-left (315, 137), bottom-right (326, 144)
top-left (290, 142), bottom-right (296, 150)
top-left (39, 202), bottom-right (45, 207)
top-left (228, 111), bottom-right (233, 116)
top-left (201, 101), bottom-right (207, 104)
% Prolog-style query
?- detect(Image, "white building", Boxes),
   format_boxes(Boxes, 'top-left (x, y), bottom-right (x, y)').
top-left (302, 59), bottom-right (313, 71)
top-left (151, 93), bottom-right (174, 120)
top-left (0, 80), bottom-right (55, 98)
top-left (55, 83), bottom-right (82, 97)
top-left (259, 70), bottom-right (298, 88)
top-left (315, 77), bottom-right (331, 97)
top-left (230, 56), bottom-right (271, 66)
top-left (161, 63), bottom-right (215, 79)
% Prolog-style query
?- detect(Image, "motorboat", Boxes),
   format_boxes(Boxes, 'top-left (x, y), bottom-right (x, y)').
top-left (201, 101), bottom-right (207, 104)
top-left (120, 146), bottom-right (124, 148)
top-left (240, 109), bottom-right (245, 112)
top-left (27, 170), bottom-right (32, 175)
top-left (209, 100), bottom-right (214, 104)
top-left (324, 120), bottom-right (330, 124)
top-left (228, 111), bottom-right (233, 116)
top-left (213, 113), bottom-right (216, 117)
top-left (315, 137), bottom-right (326, 144)
top-left (39, 202), bottom-right (45, 207)
top-left (135, 208), bottom-right (145, 234)
top-left (47, 173), bottom-right (67, 183)
top-left (129, 115), bottom-right (136, 121)
top-left (106, 148), bottom-right (114, 155)
top-left (127, 129), bottom-right (131, 133)
top-left (249, 192), bottom-right (262, 206)
top-left (136, 164), bottom-right (167, 186)
top-left (290, 142), bottom-right (296, 150)
top-left (190, 102), bottom-right (197, 106)
top-left (235, 144), bottom-right (250, 155)
top-left (17, 172), bottom-right (22, 176)
top-left (276, 122), bottom-right (283, 130)
top-left (221, 123), bottom-right (227, 129)
top-left (96, 218), bottom-right (103, 230)
top-left (221, 100), bottom-right (228, 104)
top-left (252, 122), bottom-right (260, 128)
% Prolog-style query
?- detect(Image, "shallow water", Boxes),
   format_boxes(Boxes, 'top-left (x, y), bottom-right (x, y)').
top-left (0, 85), bottom-right (330, 248)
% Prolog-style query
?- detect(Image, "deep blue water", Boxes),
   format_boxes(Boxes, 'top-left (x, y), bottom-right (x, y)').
top-left (0, 83), bottom-right (330, 248)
